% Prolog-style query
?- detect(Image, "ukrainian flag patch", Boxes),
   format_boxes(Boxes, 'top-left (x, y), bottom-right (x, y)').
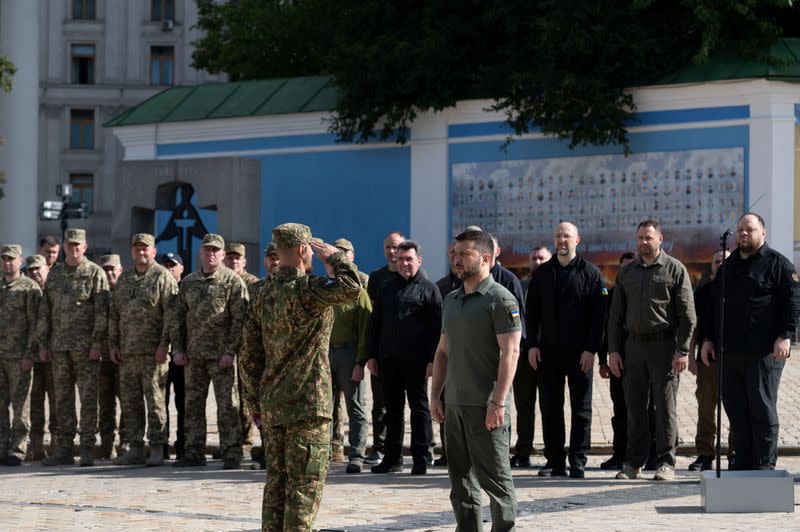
top-left (510, 308), bottom-right (520, 319)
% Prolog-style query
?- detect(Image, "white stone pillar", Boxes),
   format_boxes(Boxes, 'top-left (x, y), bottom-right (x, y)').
top-left (748, 92), bottom-right (795, 259)
top-left (410, 111), bottom-right (450, 279)
top-left (0, 0), bottom-right (39, 253)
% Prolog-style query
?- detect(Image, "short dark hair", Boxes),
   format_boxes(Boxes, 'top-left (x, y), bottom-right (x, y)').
top-left (455, 230), bottom-right (494, 256)
top-left (530, 245), bottom-right (549, 254)
top-left (39, 235), bottom-right (59, 248)
top-left (637, 219), bottom-right (661, 233)
top-left (619, 252), bottom-right (636, 264)
top-left (397, 240), bottom-right (421, 256)
top-left (738, 212), bottom-right (766, 229)
top-left (385, 231), bottom-right (406, 240)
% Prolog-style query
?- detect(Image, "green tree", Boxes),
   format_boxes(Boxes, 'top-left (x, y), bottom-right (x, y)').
top-left (0, 55), bottom-right (16, 201)
top-left (192, 0), bottom-right (797, 150)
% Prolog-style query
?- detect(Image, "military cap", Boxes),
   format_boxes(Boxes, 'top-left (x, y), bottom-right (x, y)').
top-left (64, 228), bottom-right (86, 243)
top-left (160, 252), bottom-right (183, 266)
top-left (465, 225), bottom-right (483, 232)
top-left (131, 233), bottom-right (155, 246)
top-left (225, 242), bottom-right (246, 256)
top-left (272, 223), bottom-right (312, 249)
top-left (332, 238), bottom-right (354, 253)
top-left (0, 244), bottom-right (22, 258)
top-left (25, 254), bottom-right (47, 269)
top-left (264, 242), bottom-right (277, 256)
top-left (201, 233), bottom-right (225, 249)
top-left (98, 254), bottom-right (121, 268)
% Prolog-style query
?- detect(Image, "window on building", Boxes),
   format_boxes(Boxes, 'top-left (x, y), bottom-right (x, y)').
top-left (73, 0), bottom-right (96, 20)
top-left (70, 109), bottom-right (94, 149)
top-left (151, 0), bottom-right (175, 21)
top-left (71, 44), bottom-right (95, 84)
top-left (150, 46), bottom-right (175, 86)
top-left (69, 174), bottom-right (94, 214)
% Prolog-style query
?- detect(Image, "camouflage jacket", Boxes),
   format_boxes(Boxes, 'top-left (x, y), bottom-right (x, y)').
top-left (0, 275), bottom-right (42, 360)
top-left (109, 262), bottom-right (178, 355)
top-left (239, 252), bottom-right (360, 427)
top-left (240, 271), bottom-right (262, 301)
top-left (37, 258), bottom-right (109, 352)
top-left (173, 265), bottom-right (248, 359)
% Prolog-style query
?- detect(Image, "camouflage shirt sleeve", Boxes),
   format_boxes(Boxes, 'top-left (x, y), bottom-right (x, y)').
top-left (91, 269), bottom-right (110, 350)
top-left (304, 251), bottom-right (361, 307)
top-left (109, 288), bottom-right (121, 351)
top-left (225, 275), bottom-right (249, 358)
top-left (36, 280), bottom-right (54, 352)
top-left (25, 284), bottom-right (42, 361)
top-left (160, 274), bottom-right (179, 350)
top-left (239, 289), bottom-right (265, 411)
top-left (172, 284), bottom-right (187, 354)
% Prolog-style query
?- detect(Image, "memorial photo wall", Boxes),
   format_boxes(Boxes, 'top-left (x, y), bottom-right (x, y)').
top-left (450, 147), bottom-right (746, 284)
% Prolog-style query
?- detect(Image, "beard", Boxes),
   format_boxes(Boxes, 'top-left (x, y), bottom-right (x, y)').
top-left (458, 262), bottom-right (481, 280)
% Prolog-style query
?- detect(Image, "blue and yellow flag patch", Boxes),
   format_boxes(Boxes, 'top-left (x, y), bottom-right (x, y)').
top-left (510, 308), bottom-right (520, 319)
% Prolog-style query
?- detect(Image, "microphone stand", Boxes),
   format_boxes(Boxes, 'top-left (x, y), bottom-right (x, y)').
top-left (716, 229), bottom-right (731, 478)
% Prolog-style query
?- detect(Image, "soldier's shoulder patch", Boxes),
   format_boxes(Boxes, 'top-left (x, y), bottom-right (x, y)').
top-left (601, 287), bottom-right (609, 296)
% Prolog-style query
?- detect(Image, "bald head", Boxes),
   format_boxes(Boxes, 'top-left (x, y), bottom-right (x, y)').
top-left (553, 222), bottom-right (580, 262)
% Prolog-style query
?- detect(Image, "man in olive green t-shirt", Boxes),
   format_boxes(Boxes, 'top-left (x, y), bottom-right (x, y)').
top-left (431, 229), bottom-right (521, 532)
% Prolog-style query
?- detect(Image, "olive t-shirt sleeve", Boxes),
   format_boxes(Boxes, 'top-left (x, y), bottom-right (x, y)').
top-left (493, 296), bottom-right (521, 334)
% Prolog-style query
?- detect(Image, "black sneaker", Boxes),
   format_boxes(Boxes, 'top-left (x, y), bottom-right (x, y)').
top-left (364, 450), bottom-right (383, 465)
top-left (222, 458), bottom-right (240, 470)
top-left (3, 455), bottom-right (22, 466)
top-left (569, 467), bottom-right (585, 479)
top-left (538, 463), bottom-right (567, 477)
top-left (600, 456), bottom-right (625, 470)
top-left (172, 452), bottom-right (206, 467)
top-left (510, 454), bottom-right (531, 468)
top-left (370, 459), bottom-right (403, 474)
top-left (411, 459), bottom-right (427, 475)
top-left (433, 456), bottom-right (448, 466)
top-left (689, 455), bottom-right (714, 471)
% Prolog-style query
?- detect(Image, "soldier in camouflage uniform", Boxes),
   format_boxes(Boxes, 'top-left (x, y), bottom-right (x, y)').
top-left (0, 245), bottom-right (42, 466)
top-left (172, 234), bottom-right (248, 469)
top-left (240, 223), bottom-right (360, 532)
top-left (97, 254), bottom-right (126, 459)
top-left (223, 242), bottom-right (260, 450)
top-left (38, 229), bottom-right (110, 466)
top-left (24, 254), bottom-right (56, 460)
top-left (109, 234), bottom-right (178, 466)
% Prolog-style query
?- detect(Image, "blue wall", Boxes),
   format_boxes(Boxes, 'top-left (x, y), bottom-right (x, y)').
top-left (255, 148), bottom-right (411, 275)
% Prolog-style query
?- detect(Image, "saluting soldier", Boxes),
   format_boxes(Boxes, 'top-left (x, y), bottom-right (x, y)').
top-left (172, 234), bottom-right (248, 469)
top-left (38, 229), bottom-right (110, 467)
top-left (0, 245), bottom-right (42, 466)
top-left (239, 223), bottom-right (360, 532)
top-left (109, 234), bottom-right (178, 466)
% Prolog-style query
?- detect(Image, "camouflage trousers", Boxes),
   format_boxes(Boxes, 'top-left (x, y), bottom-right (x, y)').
top-left (99, 359), bottom-right (127, 444)
top-left (184, 359), bottom-right (242, 460)
top-left (237, 361), bottom-right (254, 446)
top-left (52, 351), bottom-right (99, 449)
top-left (263, 417), bottom-right (330, 532)
top-left (29, 361), bottom-right (57, 439)
top-left (0, 359), bottom-right (32, 459)
top-left (119, 355), bottom-right (169, 448)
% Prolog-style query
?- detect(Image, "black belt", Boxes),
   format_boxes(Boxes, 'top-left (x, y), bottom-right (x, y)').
top-left (629, 330), bottom-right (674, 342)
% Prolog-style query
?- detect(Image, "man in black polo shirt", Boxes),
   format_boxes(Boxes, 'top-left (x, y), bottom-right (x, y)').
top-left (430, 229), bottom-right (521, 532)
top-left (526, 221), bottom-right (606, 478)
top-left (367, 240), bottom-right (441, 475)
top-left (701, 213), bottom-right (800, 470)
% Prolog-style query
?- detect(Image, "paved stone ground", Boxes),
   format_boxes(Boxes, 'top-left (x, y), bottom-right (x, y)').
top-left (7, 351), bottom-right (800, 530)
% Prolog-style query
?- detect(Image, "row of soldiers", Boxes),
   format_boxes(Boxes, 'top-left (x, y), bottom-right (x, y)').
top-left (0, 228), bottom-right (293, 468)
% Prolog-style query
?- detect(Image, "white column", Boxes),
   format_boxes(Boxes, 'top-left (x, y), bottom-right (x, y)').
top-left (748, 93), bottom-right (795, 258)
top-left (0, 0), bottom-right (39, 253)
top-left (410, 110), bottom-right (449, 279)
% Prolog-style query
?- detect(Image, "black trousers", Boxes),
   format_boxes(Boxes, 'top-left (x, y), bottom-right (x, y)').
top-left (512, 356), bottom-right (537, 458)
top-left (380, 358), bottom-right (432, 462)
top-left (721, 352), bottom-right (783, 470)
top-left (370, 374), bottom-right (386, 452)
top-left (537, 347), bottom-right (592, 469)
top-left (165, 357), bottom-right (185, 450)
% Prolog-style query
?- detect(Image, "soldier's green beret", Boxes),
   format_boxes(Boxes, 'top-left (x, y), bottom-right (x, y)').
top-left (225, 242), bottom-right (246, 256)
top-left (0, 244), bottom-right (22, 258)
top-left (132, 233), bottom-right (155, 247)
top-left (332, 238), bottom-right (354, 253)
top-left (272, 223), bottom-right (312, 249)
top-left (264, 242), bottom-right (277, 256)
top-left (98, 254), bottom-right (121, 268)
top-left (25, 255), bottom-right (47, 269)
top-left (64, 228), bottom-right (86, 243)
top-left (201, 233), bottom-right (225, 249)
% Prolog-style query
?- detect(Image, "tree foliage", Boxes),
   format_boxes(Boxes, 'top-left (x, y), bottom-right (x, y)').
top-left (0, 55), bottom-right (16, 200)
top-left (192, 0), bottom-right (798, 150)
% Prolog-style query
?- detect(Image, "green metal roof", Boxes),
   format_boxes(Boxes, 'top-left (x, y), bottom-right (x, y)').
top-left (659, 38), bottom-right (800, 85)
top-left (106, 39), bottom-right (800, 128)
top-left (104, 75), bottom-right (337, 127)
